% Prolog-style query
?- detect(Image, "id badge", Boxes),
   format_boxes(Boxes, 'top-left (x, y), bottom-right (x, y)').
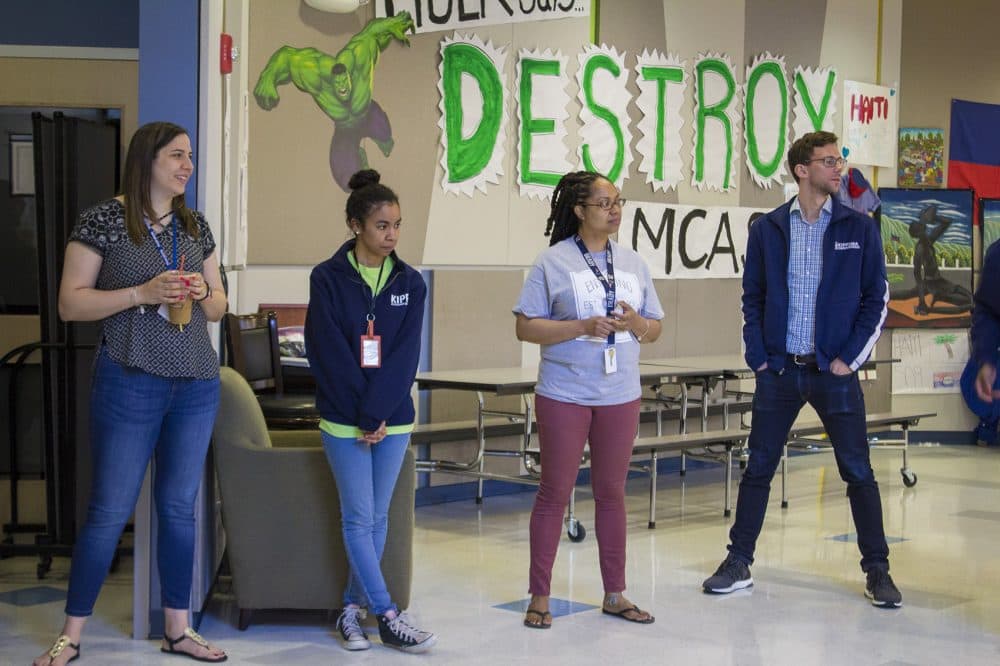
top-left (604, 346), bottom-right (618, 374)
top-left (360, 319), bottom-right (381, 367)
top-left (361, 336), bottom-right (381, 367)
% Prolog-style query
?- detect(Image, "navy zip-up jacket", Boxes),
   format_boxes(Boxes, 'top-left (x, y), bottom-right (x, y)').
top-left (971, 238), bottom-right (1000, 367)
top-left (743, 197), bottom-right (888, 373)
top-left (305, 239), bottom-right (427, 431)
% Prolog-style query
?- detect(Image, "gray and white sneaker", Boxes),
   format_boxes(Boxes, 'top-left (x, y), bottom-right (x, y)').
top-left (703, 554), bottom-right (754, 594)
top-left (335, 606), bottom-right (371, 651)
top-left (377, 612), bottom-right (437, 653)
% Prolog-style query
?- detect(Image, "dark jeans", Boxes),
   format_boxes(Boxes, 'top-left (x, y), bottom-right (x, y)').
top-left (65, 350), bottom-right (220, 617)
top-left (727, 363), bottom-right (890, 572)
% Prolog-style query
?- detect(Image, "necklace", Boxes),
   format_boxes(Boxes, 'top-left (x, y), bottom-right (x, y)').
top-left (145, 209), bottom-right (173, 233)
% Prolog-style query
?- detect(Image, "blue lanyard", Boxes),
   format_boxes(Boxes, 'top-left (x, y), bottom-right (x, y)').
top-left (145, 214), bottom-right (178, 270)
top-left (573, 235), bottom-right (615, 345)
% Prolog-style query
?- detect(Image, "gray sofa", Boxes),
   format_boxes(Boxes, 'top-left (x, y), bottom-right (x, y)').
top-left (212, 367), bottom-right (414, 629)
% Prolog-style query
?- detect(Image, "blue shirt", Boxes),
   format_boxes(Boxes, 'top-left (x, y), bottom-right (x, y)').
top-left (785, 196), bottom-right (832, 355)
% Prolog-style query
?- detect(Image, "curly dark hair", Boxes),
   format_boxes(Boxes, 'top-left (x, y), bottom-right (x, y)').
top-left (544, 171), bottom-right (605, 246)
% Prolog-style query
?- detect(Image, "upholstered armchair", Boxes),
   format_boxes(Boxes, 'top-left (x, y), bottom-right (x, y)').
top-left (212, 367), bottom-right (414, 629)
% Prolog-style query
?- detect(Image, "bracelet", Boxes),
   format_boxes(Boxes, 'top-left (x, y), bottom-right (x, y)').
top-left (130, 286), bottom-right (146, 314)
top-left (194, 284), bottom-right (212, 302)
top-left (636, 318), bottom-right (651, 342)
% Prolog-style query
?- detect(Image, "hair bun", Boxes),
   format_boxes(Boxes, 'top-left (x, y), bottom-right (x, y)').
top-left (348, 169), bottom-right (381, 190)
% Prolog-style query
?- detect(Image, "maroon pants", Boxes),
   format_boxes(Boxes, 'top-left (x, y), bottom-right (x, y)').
top-left (528, 395), bottom-right (641, 596)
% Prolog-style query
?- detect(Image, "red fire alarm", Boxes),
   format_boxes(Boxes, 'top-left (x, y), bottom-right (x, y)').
top-left (220, 34), bottom-right (233, 74)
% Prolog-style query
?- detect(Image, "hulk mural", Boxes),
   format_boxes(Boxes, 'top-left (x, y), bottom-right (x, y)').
top-left (253, 12), bottom-right (414, 191)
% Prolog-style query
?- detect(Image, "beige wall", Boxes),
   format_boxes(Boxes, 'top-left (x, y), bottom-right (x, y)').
top-left (0, 57), bottom-right (138, 358)
top-left (898, 0), bottom-right (1000, 154)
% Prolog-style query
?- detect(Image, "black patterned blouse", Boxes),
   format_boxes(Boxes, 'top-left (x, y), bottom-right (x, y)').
top-left (69, 198), bottom-right (220, 379)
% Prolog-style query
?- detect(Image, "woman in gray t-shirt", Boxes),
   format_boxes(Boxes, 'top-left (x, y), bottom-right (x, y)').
top-left (35, 122), bottom-right (228, 665)
top-left (513, 171), bottom-right (664, 629)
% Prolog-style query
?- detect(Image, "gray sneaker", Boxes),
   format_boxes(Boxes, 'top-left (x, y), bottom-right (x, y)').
top-left (703, 555), bottom-right (754, 594)
top-left (335, 606), bottom-right (371, 651)
top-left (865, 567), bottom-right (902, 608)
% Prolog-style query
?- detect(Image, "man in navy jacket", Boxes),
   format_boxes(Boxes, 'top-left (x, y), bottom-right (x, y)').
top-left (702, 132), bottom-right (901, 607)
top-left (972, 239), bottom-right (1000, 404)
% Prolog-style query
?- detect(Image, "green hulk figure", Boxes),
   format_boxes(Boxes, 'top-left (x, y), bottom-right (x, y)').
top-left (253, 12), bottom-right (415, 191)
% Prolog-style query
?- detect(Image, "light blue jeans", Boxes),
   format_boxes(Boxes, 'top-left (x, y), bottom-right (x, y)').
top-left (321, 431), bottom-right (409, 615)
top-left (66, 349), bottom-right (220, 616)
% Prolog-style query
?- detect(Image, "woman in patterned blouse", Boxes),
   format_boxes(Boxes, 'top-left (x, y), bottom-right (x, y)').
top-left (34, 122), bottom-right (228, 665)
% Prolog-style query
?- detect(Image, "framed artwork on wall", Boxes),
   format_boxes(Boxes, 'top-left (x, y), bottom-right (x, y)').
top-left (897, 128), bottom-right (944, 188)
top-left (982, 198), bottom-right (1000, 253)
top-left (878, 187), bottom-right (974, 328)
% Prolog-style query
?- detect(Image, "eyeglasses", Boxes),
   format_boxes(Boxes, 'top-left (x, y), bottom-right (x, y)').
top-left (805, 156), bottom-right (847, 169)
top-left (580, 198), bottom-right (627, 211)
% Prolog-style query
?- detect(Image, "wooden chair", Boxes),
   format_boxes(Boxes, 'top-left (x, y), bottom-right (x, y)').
top-left (256, 302), bottom-right (307, 329)
top-left (224, 311), bottom-right (319, 429)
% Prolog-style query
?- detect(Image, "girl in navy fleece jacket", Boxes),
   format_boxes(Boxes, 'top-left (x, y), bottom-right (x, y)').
top-left (305, 170), bottom-right (435, 653)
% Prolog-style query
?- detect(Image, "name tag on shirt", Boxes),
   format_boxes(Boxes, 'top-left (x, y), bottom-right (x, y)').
top-left (604, 346), bottom-right (618, 374)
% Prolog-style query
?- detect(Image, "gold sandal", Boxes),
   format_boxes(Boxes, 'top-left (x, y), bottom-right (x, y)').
top-left (160, 627), bottom-right (227, 662)
top-left (44, 635), bottom-right (80, 664)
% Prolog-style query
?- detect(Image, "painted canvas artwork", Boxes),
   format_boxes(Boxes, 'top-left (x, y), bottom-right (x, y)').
top-left (897, 128), bottom-right (944, 187)
top-left (983, 198), bottom-right (1000, 253)
top-left (878, 188), bottom-right (974, 328)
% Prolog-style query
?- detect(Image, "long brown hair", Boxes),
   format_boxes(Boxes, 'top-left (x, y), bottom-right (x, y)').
top-left (121, 121), bottom-right (198, 244)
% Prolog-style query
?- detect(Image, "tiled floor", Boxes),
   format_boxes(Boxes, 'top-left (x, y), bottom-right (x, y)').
top-left (3, 445), bottom-right (1000, 665)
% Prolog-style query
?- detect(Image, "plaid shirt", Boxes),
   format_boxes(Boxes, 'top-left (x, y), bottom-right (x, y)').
top-left (785, 196), bottom-right (832, 355)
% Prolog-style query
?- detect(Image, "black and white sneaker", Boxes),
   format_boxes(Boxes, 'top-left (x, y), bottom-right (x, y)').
top-left (377, 612), bottom-right (437, 653)
top-left (865, 567), bottom-right (902, 608)
top-left (703, 554), bottom-right (754, 594)
top-left (335, 606), bottom-right (371, 651)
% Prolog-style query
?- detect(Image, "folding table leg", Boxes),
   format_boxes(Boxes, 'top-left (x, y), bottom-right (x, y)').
top-left (724, 445), bottom-right (732, 517)
top-left (648, 451), bottom-right (658, 528)
top-left (781, 443), bottom-right (789, 508)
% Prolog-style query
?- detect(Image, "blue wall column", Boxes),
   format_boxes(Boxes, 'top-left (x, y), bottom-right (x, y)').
top-left (134, 0), bottom-right (201, 640)
top-left (138, 0), bottom-right (200, 202)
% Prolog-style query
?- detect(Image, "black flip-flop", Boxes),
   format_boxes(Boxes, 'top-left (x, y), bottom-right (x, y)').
top-left (523, 609), bottom-right (553, 629)
top-left (602, 605), bottom-right (655, 624)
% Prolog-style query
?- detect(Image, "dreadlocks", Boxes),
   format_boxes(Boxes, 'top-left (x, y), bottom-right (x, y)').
top-left (544, 171), bottom-right (603, 246)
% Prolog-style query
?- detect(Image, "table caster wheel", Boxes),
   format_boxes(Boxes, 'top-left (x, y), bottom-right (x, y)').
top-left (37, 554), bottom-right (52, 580)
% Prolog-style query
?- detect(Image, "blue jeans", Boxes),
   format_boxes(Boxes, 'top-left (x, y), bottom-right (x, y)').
top-left (65, 350), bottom-right (220, 617)
top-left (727, 364), bottom-right (890, 572)
top-left (321, 431), bottom-right (409, 615)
